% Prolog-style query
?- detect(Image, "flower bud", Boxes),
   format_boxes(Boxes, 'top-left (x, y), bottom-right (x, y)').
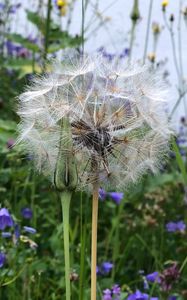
top-left (54, 118), bottom-right (78, 192)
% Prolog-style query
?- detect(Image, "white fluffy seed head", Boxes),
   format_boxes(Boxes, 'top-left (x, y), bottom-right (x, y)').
top-left (17, 53), bottom-right (172, 190)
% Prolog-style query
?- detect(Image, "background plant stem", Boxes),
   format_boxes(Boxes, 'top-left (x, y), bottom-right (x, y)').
top-left (61, 191), bottom-right (72, 300)
top-left (43, 0), bottom-right (52, 63)
top-left (91, 182), bottom-right (99, 300)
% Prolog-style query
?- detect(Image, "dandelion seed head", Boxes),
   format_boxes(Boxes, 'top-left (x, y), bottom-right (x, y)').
top-left (17, 53), bottom-right (172, 190)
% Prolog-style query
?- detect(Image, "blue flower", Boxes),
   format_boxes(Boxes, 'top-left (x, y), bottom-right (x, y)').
top-left (166, 221), bottom-right (186, 232)
top-left (168, 296), bottom-right (177, 300)
top-left (112, 284), bottom-right (121, 295)
top-left (99, 188), bottom-right (124, 204)
top-left (21, 208), bottom-right (33, 219)
top-left (127, 290), bottom-right (158, 300)
top-left (0, 208), bottom-right (14, 230)
top-left (108, 192), bottom-right (124, 204)
top-left (146, 271), bottom-right (161, 283)
top-left (99, 188), bottom-right (107, 201)
top-left (103, 289), bottom-right (112, 300)
top-left (101, 262), bottom-right (113, 274)
top-left (2, 232), bottom-right (12, 238)
top-left (23, 226), bottom-right (36, 234)
top-left (0, 252), bottom-right (6, 268)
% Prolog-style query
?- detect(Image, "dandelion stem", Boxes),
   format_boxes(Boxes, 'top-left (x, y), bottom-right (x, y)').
top-left (91, 181), bottom-right (99, 300)
top-left (61, 191), bottom-right (72, 300)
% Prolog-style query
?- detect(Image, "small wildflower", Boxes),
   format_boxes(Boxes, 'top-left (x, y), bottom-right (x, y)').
top-left (127, 290), bottom-right (158, 300)
top-left (2, 232), bottom-right (12, 238)
top-left (99, 188), bottom-right (107, 201)
top-left (152, 22), bottom-right (161, 35)
top-left (112, 284), bottom-right (121, 295)
top-left (21, 207), bottom-right (33, 219)
top-left (108, 192), bottom-right (124, 204)
top-left (166, 221), bottom-right (186, 233)
top-left (101, 262), bottom-right (113, 274)
top-left (6, 139), bottom-right (15, 149)
top-left (23, 226), bottom-right (36, 234)
top-left (148, 53), bottom-right (156, 63)
top-left (146, 271), bottom-right (161, 283)
top-left (162, 0), bottom-right (169, 10)
top-left (160, 263), bottom-right (180, 292)
top-left (0, 252), bottom-right (6, 268)
top-left (103, 289), bottom-right (112, 300)
top-left (0, 208), bottom-right (14, 230)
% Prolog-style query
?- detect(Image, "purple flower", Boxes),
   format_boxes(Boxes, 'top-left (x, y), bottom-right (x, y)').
top-left (103, 289), bottom-right (112, 300)
top-left (99, 188), bottom-right (107, 200)
top-left (2, 232), bottom-right (12, 238)
top-left (0, 252), bottom-right (6, 268)
top-left (127, 290), bottom-right (158, 300)
top-left (168, 296), bottom-right (177, 300)
top-left (146, 271), bottom-right (161, 283)
top-left (0, 208), bottom-right (14, 230)
top-left (21, 208), bottom-right (33, 219)
top-left (160, 263), bottom-right (180, 292)
top-left (99, 188), bottom-right (124, 204)
top-left (166, 221), bottom-right (186, 232)
top-left (112, 284), bottom-right (121, 295)
top-left (23, 226), bottom-right (36, 234)
top-left (108, 192), bottom-right (124, 204)
top-left (102, 262), bottom-right (113, 274)
top-left (6, 139), bottom-right (15, 149)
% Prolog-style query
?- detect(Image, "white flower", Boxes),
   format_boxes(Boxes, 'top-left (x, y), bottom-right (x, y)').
top-left (17, 54), bottom-right (172, 189)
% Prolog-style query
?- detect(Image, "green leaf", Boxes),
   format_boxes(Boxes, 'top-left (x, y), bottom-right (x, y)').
top-left (6, 33), bottom-right (40, 52)
top-left (172, 138), bottom-right (187, 185)
top-left (26, 10), bottom-right (46, 33)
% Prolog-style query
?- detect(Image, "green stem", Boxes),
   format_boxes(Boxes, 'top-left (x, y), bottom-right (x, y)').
top-left (143, 0), bottom-right (154, 63)
top-left (44, 0), bottom-right (52, 62)
top-left (61, 191), bottom-right (72, 300)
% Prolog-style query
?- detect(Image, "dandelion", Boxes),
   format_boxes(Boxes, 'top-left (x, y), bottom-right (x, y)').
top-left (17, 53), bottom-right (172, 300)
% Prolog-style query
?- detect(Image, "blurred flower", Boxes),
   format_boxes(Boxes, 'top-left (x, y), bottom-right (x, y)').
top-left (8, 3), bottom-right (21, 14)
top-left (103, 289), bottom-right (112, 300)
top-left (168, 296), bottom-right (177, 300)
top-left (99, 188), bottom-right (124, 204)
top-left (102, 285), bottom-right (121, 300)
top-left (0, 208), bottom-right (14, 230)
top-left (152, 22), bottom-right (161, 35)
top-left (127, 290), bottom-right (158, 300)
top-left (99, 188), bottom-right (107, 200)
top-left (162, 0), bottom-right (169, 10)
top-left (17, 54), bottom-right (172, 190)
top-left (2, 232), bottom-right (12, 238)
top-left (23, 226), bottom-right (36, 234)
top-left (166, 221), bottom-right (186, 232)
top-left (146, 271), bottom-right (161, 283)
top-left (112, 284), bottom-right (120, 295)
top-left (97, 261), bottom-right (113, 275)
top-left (0, 252), bottom-right (6, 268)
top-left (55, 0), bottom-right (68, 16)
top-left (160, 263), bottom-right (180, 292)
top-left (6, 138), bottom-right (15, 149)
top-left (148, 53), bottom-right (156, 63)
top-left (21, 208), bottom-right (33, 219)
top-left (108, 192), bottom-right (124, 204)
top-left (102, 262), bottom-right (113, 274)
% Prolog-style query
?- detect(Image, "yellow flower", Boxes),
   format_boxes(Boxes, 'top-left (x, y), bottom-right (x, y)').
top-left (57, 0), bottom-right (66, 6)
top-left (162, 0), bottom-right (169, 7)
top-left (60, 6), bottom-right (67, 16)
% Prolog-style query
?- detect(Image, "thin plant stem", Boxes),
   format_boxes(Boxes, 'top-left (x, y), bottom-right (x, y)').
top-left (128, 22), bottom-right (136, 62)
top-left (61, 191), bottom-right (72, 300)
top-left (143, 0), bottom-right (154, 63)
top-left (43, 0), bottom-right (52, 63)
top-left (91, 181), bottom-right (99, 300)
top-left (81, 0), bottom-right (85, 54)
